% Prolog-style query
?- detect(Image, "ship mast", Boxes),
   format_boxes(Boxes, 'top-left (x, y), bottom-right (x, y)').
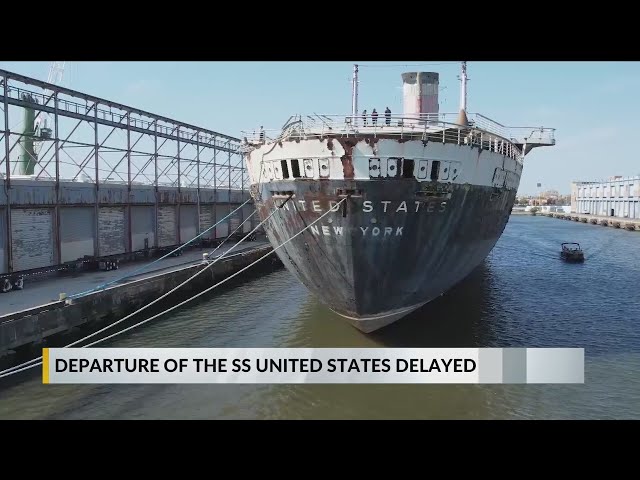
top-left (459, 61), bottom-right (468, 112)
top-left (351, 64), bottom-right (359, 125)
top-left (457, 61), bottom-right (469, 126)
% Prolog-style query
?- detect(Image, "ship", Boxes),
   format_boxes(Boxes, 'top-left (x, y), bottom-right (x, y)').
top-left (241, 62), bottom-right (555, 333)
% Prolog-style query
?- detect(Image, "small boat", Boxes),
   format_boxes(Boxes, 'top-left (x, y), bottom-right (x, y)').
top-left (561, 242), bottom-right (585, 262)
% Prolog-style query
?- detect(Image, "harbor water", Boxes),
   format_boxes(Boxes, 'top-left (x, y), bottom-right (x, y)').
top-left (1, 215), bottom-right (639, 419)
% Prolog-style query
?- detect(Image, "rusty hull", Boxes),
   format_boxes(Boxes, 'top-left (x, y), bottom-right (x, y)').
top-left (253, 178), bottom-right (515, 332)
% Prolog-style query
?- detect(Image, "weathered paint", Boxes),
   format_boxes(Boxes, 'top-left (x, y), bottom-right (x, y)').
top-left (98, 207), bottom-right (126, 257)
top-left (229, 204), bottom-right (242, 235)
top-left (199, 205), bottom-right (216, 240)
top-left (128, 185), bottom-right (157, 205)
top-left (0, 176), bottom-right (254, 273)
top-left (199, 189), bottom-right (217, 204)
top-left (401, 72), bottom-right (440, 120)
top-left (255, 178), bottom-right (515, 332)
top-left (246, 135), bottom-right (522, 186)
top-left (59, 183), bottom-right (96, 205)
top-left (157, 188), bottom-right (178, 205)
top-left (11, 208), bottom-right (55, 271)
top-left (0, 208), bottom-right (6, 274)
top-left (97, 186), bottom-right (129, 205)
top-left (8, 182), bottom-right (57, 205)
top-left (217, 189), bottom-right (230, 203)
top-left (179, 188), bottom-right (200, 204)
top-left (157, 205), bottom-right (177, 247)
top-left (179, 205), bottom-right (198, 244)
top-left (242, 205), bottom-right (255, 233)
top-left (230, 216), bottom-right (241, 234)
top-left (252, 208), bottom-right (261, 230)
top-left (0, 181), bottom-right (221, 207)
top-left (60, 207), bottom-right (95, 263)
top-left (215, 204), bottom-right (229, 238)
top-left (230, 190), bottom-right (246, 204)
top-left (131, 206), bottom-right (155, 250)
top-left (246, 134), bottom-right (523, 332)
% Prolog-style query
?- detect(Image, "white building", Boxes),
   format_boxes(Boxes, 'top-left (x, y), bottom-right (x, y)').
top-left (571, 176), bottom-right (640, 218)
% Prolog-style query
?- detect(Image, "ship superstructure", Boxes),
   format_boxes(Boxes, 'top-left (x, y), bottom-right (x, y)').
top-left (241, 63), bottom-right (555, 332)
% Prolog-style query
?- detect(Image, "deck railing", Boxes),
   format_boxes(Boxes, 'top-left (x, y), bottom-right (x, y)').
top-left (241, 113), bottom-right (556, 162)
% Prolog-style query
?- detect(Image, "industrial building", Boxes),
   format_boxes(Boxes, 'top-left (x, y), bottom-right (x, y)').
top-left (1, 67), bottom-right (254, 286)
top-left (571, 176), bottom-right (640, 218)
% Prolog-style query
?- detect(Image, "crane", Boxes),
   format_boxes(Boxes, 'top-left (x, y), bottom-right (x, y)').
top-left (16, 61), bottom-right (67, 175)
top-left (34, 61), bottom-right (66, 137)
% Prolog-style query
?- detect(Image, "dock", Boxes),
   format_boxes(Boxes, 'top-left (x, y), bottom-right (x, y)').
top-left (1, 68), bottom-right (254, 288)
top-left (0, 68), bottom-right (290, 365)
top-left (545, 212), bottom-right (639, 231)
top-left (0, 240), bottom-right (282, 362)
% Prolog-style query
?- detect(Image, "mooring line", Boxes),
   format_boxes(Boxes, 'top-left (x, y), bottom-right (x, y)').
top-left (0, 206), bottom-right (262, 378)
top-left (0, 194), bottom-right (333, 380)
top-left (80, 196), bottom-right (345, 348)
top-left (68, 198), bottom-right (253, 299)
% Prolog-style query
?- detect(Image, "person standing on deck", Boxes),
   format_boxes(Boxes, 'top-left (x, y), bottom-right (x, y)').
top-left (385, 107), bottom-right (391, 126)
top-left (362, 109), bottom-right (367, 126)
top-left (371, 108), bottom-right (378, 126)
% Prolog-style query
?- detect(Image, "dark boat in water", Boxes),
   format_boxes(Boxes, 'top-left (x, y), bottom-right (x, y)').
top-left (241, 62), bottom-right (556, 332)
top-left (561, 243), bottom-right (585, 262)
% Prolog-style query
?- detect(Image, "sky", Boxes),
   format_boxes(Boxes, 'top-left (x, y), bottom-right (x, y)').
top-left (1, 60), bottom-right (638, 196)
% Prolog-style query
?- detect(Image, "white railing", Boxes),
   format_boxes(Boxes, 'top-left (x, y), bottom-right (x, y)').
top-left (241, 112), bottom-right (555, 149)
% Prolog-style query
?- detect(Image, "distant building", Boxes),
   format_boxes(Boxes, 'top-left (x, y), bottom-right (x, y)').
top-left (571, 176), bottom-right (640, 218)
top-left (540, 189), bottom-right (560, 204)
top-left (522, 189), bottom-right (569, 206)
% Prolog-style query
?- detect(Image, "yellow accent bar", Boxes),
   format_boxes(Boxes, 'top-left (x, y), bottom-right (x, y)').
top-left (42, 348), bottom-right (49, 384)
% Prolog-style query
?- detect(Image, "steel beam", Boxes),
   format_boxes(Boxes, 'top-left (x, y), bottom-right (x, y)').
top-left (0, 69), bottom-right (240, 143)
top-left (3, 73), bottom-right (12, 273)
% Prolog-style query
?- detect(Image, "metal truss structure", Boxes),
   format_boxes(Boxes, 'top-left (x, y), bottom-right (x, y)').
top-left (0, 69), bottom-right (247, 190)
top-left (0, 69), bottom-right (251, 279)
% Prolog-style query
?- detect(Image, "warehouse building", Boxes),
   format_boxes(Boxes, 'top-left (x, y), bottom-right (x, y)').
top-left (571, 176), bottom-right (640, 218)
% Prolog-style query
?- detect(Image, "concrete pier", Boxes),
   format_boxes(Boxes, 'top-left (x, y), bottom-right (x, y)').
top-left (0, 241), bottom-right (282, 359)
top-left (546, 212), bottom-right (639, 231)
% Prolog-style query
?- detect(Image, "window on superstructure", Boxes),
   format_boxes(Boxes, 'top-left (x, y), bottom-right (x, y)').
top-left (291, 159), bottom-right (301, 178)
top-left (430, 161), bottom-right (440, 181)
top-left (620, 185), bottom-right (625, 197)
top-left (281, 160), bottom-right (290, 179)
top-left (402, 159), bottom-right (414, 179)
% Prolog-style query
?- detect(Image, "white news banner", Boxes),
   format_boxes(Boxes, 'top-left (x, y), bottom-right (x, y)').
top-left (43, 348), bottom-right (584, 384)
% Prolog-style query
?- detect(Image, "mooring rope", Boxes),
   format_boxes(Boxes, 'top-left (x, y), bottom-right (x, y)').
top-left (0, 204), bottom-right (263, 378)
top-left (1, 194), bottom-right (343, 380)
top-left (68, 198), bottom-right (253, 299)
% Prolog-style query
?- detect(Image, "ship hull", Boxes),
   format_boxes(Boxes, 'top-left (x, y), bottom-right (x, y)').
top-left (253, 178), bottom-right (515, 332)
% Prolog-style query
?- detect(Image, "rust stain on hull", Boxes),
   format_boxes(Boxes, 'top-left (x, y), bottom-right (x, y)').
top-left (255, 178), bottom-right (516, 331)
top-left (336, 138), bottom-right (356, 179)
